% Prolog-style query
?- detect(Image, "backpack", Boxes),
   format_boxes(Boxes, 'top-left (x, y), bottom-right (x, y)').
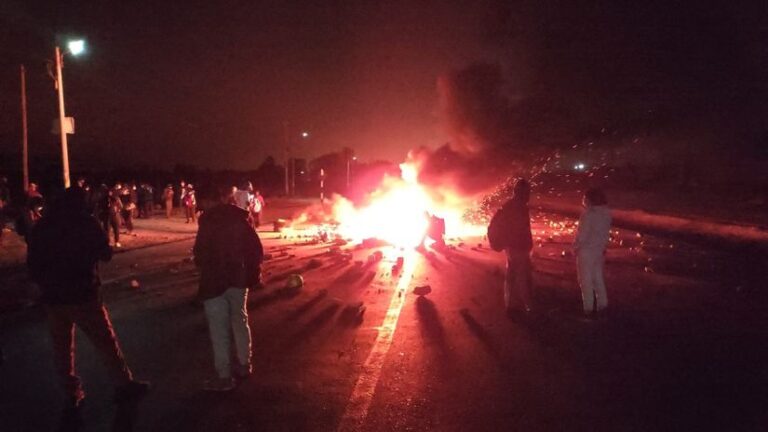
top-left (487, 208), bottom-right (510, 252)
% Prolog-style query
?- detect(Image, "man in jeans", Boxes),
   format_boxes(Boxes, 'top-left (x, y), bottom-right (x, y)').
top-left (490, 178), bottom-right (534, 317)
top-left (27, 187), bottom-right (149, 410)
top-left (193, 186), bottom-right (263, 391)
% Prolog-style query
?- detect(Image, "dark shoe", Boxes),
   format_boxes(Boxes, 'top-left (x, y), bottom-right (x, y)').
top-left (114, 380), bottom-right (151, 404)
top-left (66, 392), bottom-right (86, 411)
top-left (204, 377), bottom-right (236, 392)
top-left (233, 364), bottom-right (252, 380)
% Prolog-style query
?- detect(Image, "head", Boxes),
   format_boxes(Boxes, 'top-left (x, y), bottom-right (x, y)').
top-left (583, 188), bottom-right (608, 207)
top-left (240, 180), bottom-right (252, 191)
top-left (53, 186), bottom-right (88, 215)
top-left (218, 185), bottom-right (235, 204)
top-left (512, 178), bottom-right (531, 203)
top-left (76, 177), bottom-right (86, 188)
top-left (28, 182), bottom-right (38, 192)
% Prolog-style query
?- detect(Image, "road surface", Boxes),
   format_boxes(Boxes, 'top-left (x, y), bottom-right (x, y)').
top-left (1, 208), bottom-right (767, 431)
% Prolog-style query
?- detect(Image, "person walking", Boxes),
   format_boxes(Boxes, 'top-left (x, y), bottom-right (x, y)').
top-left (27, 187), bottom-right (149, 410)
top-left (193, 186), bottom-right (263, 391)
top-left (573, 188), bottom-right (612, 317)
top-left (163, 184), bottom-right (174, 219)
top-left (488, 178), bottom-right (534, 317)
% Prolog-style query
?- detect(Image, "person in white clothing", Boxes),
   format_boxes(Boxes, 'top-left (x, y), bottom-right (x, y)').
top-left (233, 181), bottom-right (254, 212)
top-left (573, 188), bottom-right (612, 316)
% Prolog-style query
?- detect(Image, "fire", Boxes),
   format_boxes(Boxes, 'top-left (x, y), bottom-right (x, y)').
top-left (331, 161), bottom-right (484, 248)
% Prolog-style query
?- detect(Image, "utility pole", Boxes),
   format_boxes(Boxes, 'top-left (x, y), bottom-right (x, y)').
top-left (54, 46), bottom-right (71, 188)
top-left (20, 65), bottom-right (29, 192)
top-left (283, 121), bottom-right (290, 196)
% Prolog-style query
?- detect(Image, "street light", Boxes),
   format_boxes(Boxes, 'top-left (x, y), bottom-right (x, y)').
top-left (346, 155), bottom-right (357, 191)
top-left (53, 39), bottom-right (86, 188)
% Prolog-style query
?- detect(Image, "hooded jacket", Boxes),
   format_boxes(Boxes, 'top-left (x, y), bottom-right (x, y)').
top-left (27, 188), bottom-right (112, 304)
top-left (193, 203), bottom-right (263, 300)
top-left (574, 205), bottom-right (612, 252)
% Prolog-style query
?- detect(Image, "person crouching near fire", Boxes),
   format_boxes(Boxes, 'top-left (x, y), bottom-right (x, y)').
top-left (573, 188), bottom-right (612, 318)
top-left (488, 178), bottom-right (534, 318)
top-left (193, 186), bottom-right (264, 391)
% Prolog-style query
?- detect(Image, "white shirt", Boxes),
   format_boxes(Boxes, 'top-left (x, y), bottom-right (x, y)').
top-left (574, 205), bottom-right (612, 251)
top-left (233, 189), bottom-right (253, 211)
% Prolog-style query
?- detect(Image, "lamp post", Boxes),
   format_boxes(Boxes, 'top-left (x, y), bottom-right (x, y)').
top-left (346, 155), bottom-right (356, 190)
top-left (53, 39), bottom-right (85, 188)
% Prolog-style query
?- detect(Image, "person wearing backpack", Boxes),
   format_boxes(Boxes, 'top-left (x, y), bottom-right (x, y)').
top-left (488, 178), bottom-right (534, 317)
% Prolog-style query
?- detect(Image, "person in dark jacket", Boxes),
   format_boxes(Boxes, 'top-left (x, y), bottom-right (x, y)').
top-left (492, 178), bottom-right (534, 316)
top-left (27, 187), bottom-right (149, 410)
top-left (120, 184), bottom-right (136, 233)
top-left (106, 186), bottom-right (123, 247)
top-left (193, 186), bottom-right (263, 392)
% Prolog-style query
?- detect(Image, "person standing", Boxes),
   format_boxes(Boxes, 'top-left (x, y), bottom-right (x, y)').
top-left (163, 184), bottom-right (174, 219)
top-left (573, 188), bottom-right (612, 317)
top-left (27, 187), bottom-right (149, 410)
top-left (0, 176), bottom-right (10, 244)
top-left (193, 186), bottom-right (263, 391)
top-left (178, 180), bottom-right (187, 208)
top-left (488, 178), bottom-right (534, 317)
top-left (16, 182), bottom-right (45, 243)
top-left (252, 189), bottom-right (265, 229)
top-left (183, 184), bottom-right (197, 223)
top-left (106, 186), bottom-right (123, 248)
top-left (143, 183), bottom-right (154, 218)
top-left (119, 185), bottom-right (135, 234)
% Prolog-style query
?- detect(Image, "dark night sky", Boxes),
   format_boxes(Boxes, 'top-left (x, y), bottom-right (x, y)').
top-left (1, 1), bottom-right (766, 170)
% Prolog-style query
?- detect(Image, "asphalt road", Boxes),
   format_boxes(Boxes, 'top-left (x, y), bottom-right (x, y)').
top-left (1, 210), bottom-right (767, 431)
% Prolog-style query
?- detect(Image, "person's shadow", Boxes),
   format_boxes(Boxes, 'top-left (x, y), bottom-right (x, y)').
top-left (56, 407), bottom-right (84, 432)
top-left (56, 398), bottom-right (142, 432)
top-left (112, 399), bottom-right (141, 432)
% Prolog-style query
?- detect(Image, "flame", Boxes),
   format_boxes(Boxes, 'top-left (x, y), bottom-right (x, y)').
top-left (331, 161), bottom-right (484, 249)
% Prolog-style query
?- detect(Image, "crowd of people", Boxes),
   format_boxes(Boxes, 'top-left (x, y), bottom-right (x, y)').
top-left (6, 172), bottom-right (612, 415)
top-left (0, 177), bottom-right (210, 248)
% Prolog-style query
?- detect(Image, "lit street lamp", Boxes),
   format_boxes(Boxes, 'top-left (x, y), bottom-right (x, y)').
top-left (53, 39), bottom-right (86, 188)
top-left (346, 155), bottom-right (357, 190)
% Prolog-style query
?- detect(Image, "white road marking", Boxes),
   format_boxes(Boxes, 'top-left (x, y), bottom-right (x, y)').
top-left (337, 250), bottom-right (418, 431)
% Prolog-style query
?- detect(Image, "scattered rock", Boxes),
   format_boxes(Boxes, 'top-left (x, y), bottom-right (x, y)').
top-left (306, 258), bottom-right (323, 270)
top-left (130, 279), bottom-right (141, 289)
top-left (413, 285), bottom-right (432, 296)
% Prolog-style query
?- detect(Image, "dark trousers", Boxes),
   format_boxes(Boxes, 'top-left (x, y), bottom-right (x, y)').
top-left (102, 213), bottom-right (121, 244)
top-left (47, 302), bottom-right (133, 398)
top-left (121, 209), bottom-right (134, 232)
top-left (185, 206), bottom-right (196, 223)
top-left (143, 201), bottom-right (153, 219)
